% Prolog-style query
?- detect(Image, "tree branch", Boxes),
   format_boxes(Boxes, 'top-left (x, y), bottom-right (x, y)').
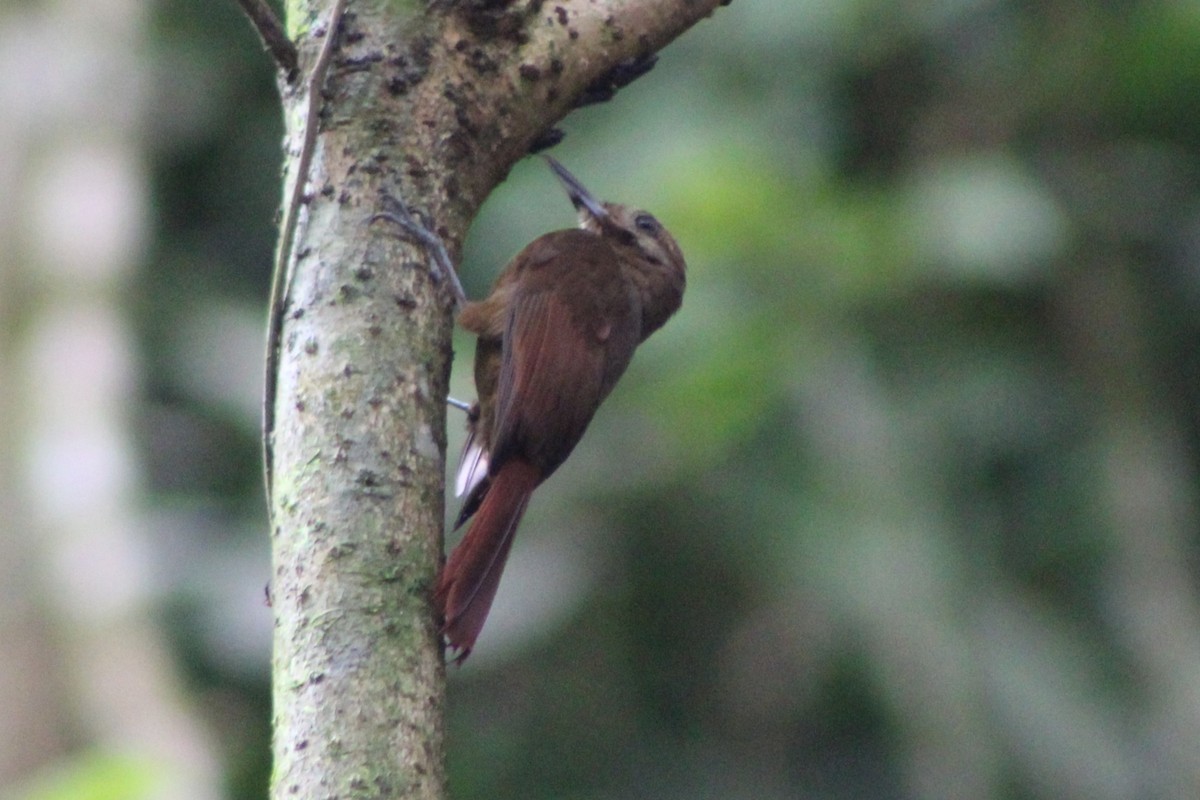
top-left (233, 0), bottom-right (298, 78)
top-left (415, 0), bottom-right (733, 216)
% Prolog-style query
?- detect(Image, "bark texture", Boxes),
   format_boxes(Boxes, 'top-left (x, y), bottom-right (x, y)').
top-left (268, 1), bottom-right (728, 798)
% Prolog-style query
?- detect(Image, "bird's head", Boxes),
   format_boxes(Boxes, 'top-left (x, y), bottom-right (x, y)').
top-left (545, 156), bottom-right (687, 282)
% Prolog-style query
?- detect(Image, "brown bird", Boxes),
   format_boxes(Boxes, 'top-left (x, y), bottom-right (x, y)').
top-left (436, 157), bottom-right (687, 661)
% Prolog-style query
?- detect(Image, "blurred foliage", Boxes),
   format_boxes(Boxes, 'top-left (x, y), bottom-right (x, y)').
top-left (5, 753), bottom-right (161, 800)
top-left (134, 0), bottom-right (1200, 798)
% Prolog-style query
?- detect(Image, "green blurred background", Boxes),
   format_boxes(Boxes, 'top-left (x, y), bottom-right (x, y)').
top-left (4, 0), bottom-right (1200, 798)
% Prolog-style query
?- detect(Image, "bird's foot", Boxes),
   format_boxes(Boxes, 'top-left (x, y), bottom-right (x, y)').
top-left (370, 195), bottom-right (467, 308)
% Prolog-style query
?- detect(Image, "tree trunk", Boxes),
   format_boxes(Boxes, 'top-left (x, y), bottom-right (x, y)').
top-left (266, 1), bottom-right (728, 797)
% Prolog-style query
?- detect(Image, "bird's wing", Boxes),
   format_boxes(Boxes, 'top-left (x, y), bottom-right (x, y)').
top-left (489, 288), bottom-right (610, 478)
top-left (489, 236), bottom-right (640, 477)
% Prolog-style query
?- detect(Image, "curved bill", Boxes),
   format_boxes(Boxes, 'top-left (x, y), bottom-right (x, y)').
top-left (545, 156), bottom-right (608, 221)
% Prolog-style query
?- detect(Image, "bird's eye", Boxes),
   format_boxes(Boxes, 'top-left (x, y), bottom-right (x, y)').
top-left (634, 213), bottom-right (659, 234)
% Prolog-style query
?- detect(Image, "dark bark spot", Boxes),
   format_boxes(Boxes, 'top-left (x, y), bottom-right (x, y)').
top-left (518, 63), bottom-right (541, 81)
top-left (554, 5), bottom-right (568, 25)
top-left (575, 84), bottom-right (614, 106)
top-left (394, 464), bottom-right (415, 486)
top-left (443, 171), bottom-right (462, 198)
top-left (466, 48), bottom-right (498, 73)
top-left (385, 46), bottom-right (431, 96)
top-left (453, 0), bottom-right (543, 42)
top-left (357, 469), bottom-right (382, 487)
top-left (404, 155), bottom-right (428, 180)
top-left (336, 52), bottom-right (384, 72)
top-left (444, 130), bottom-right (473, 165)
top-left (328, 542), bottom-right (356, 558)
top-left (386, 76), bottom-right (408, 96)
top-left (574, 53), bottom-right (658, 108)
top-left (453, 107), bottom-right (479, 137)
top-left (529, 128), bottom-right (565, 153)
top-left (354, 266), bottom-right (374, 281)
top-left (304, 338), bottom-right (318, 355)
top-left (410, 34), bottom-right (434, 74)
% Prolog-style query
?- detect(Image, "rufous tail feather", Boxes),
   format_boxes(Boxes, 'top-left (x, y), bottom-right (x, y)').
top-left (436, 458), bottom-right (541, 661)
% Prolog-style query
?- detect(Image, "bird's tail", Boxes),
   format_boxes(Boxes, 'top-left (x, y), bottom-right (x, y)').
top-left (435, 458), bottom-right (540, 661)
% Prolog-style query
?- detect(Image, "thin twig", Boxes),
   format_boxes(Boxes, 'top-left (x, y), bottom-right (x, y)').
top-left (263, 0), bottom-right (348, 508)
top-left (234, 0), bottom-right (299, 78)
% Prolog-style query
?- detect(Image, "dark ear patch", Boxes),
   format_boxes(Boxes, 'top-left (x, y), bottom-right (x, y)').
top-left (611, 227), bottom-right (637, 246)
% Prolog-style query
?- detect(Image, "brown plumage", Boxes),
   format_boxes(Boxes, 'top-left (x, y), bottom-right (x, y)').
top-left (436, 157), bottom-right (687, 661)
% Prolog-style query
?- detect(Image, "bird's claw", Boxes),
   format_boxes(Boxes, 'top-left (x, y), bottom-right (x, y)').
top-left (370, 195), bottom-right (467, 308)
